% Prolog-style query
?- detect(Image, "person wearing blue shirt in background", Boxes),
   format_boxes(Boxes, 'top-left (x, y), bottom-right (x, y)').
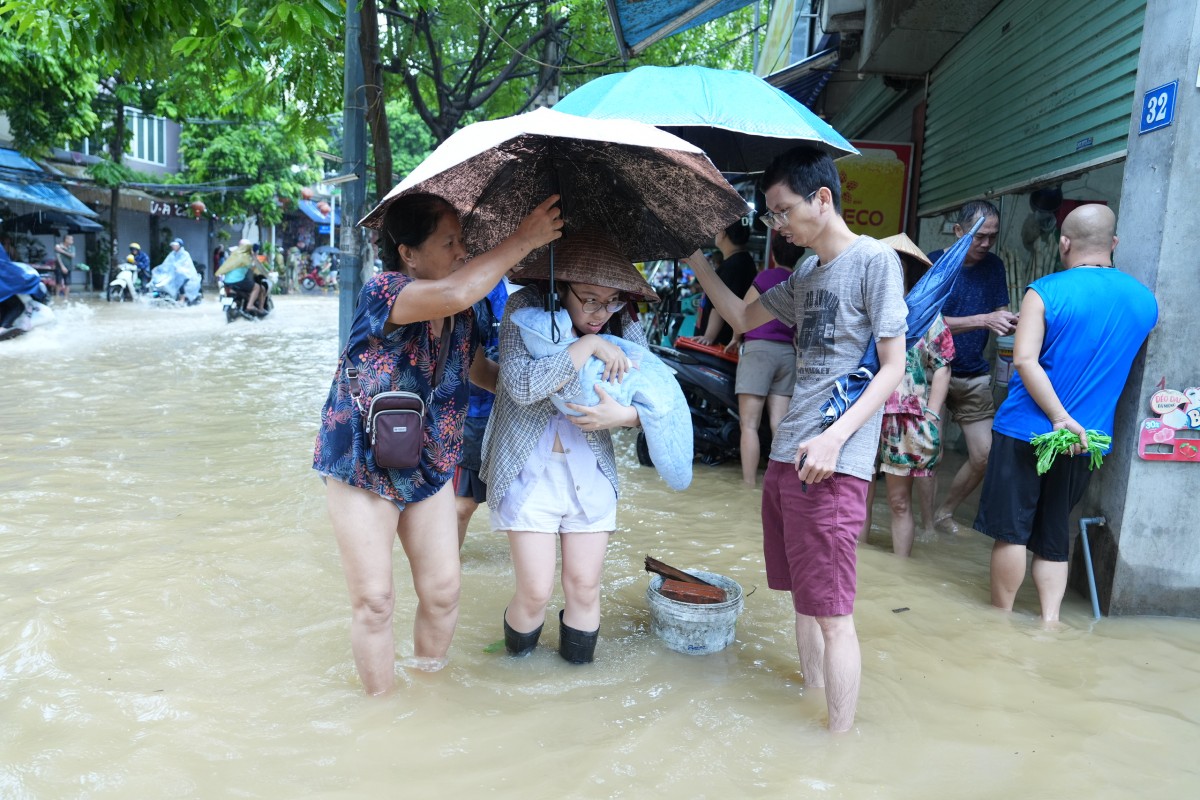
top-left (973, 204), bottom-right (1156, 622)
top-left (454, 276), bottom-right (510, 547)
top-left (926, 200), bottom-right (1018, 534)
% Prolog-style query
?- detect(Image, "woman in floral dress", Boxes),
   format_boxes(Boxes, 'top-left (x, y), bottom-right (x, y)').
top-left (314, 192), bottom-right (561, 694)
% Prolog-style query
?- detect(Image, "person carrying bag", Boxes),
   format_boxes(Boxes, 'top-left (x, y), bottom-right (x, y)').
top-left (312, 192), bottom-right (562, 695)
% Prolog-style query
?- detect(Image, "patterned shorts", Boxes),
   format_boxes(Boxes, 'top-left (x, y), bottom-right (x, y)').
top-left (878, 410), bottom-right (942, 477)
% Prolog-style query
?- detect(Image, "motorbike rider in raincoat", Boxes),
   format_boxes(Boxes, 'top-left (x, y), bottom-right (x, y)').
top-left (152, 238), bottom-right (201, 305)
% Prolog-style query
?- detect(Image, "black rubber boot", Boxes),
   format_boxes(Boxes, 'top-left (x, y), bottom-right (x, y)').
top-left (503, 610), bottom-right (543, 656)
top-left (558, 609), bottom-right (599, 664)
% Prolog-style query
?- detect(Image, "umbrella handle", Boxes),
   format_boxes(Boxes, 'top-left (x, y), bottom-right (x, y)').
top-left (543, 241), bottom-right (561, 342)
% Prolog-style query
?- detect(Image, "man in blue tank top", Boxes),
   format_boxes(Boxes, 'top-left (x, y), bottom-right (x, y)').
top-left (973, 204), bottom-right (1157, 622)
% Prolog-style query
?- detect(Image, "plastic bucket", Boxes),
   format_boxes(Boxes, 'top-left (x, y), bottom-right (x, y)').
top-left (646, 570), bottom-right (744, 655)
top-left (994, 335), bottom-right (1015, 387)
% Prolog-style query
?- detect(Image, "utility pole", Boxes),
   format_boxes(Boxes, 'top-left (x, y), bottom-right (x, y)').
top-left (338, 1), bottom-right (368, 347)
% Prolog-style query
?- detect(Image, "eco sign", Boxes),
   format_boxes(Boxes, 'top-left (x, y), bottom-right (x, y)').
top-left (839, 142), bottom-right (913, 238)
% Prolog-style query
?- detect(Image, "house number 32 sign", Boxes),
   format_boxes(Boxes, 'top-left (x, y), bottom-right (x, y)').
top-left (1139, 80), bottom-right (1178, 135)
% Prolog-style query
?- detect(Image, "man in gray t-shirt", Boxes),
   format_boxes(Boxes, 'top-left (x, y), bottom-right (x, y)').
top-left (686, 147), bottom-right (907, 733)
top-left (758, 235), bottom-right (908, 481)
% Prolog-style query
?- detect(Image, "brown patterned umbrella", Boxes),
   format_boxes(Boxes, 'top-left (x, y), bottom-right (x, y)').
top-left (360, 107), bottom-right (747, 265)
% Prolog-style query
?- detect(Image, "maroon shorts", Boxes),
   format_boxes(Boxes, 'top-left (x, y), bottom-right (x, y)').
top-left (761, 460), bottom-right (869, 617)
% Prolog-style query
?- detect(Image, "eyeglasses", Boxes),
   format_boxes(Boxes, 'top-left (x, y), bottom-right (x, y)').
top-left (569, 284), bottom-right (625, 314)
top-left (760, 190), bottom-right (819, 230)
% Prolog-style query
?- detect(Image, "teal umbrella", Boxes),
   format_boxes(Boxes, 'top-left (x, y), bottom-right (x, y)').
top-left (554, 65), bottom-right (858, 173)
top-left (819, 216), bottom-right (987, 427)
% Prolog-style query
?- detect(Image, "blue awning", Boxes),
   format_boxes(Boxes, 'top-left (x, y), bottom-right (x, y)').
top-left (0, 148), bottom-right (99, 218)
top-left (764, 43), bottom-right (840, 110)
top-left (297, 198), bottom-right (341, 226)
top-left (605, 0), bottom-right (756, 59)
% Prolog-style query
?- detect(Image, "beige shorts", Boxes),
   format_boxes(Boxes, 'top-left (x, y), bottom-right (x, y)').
top-left (734, 339), bottom-right (795, 397)
top-left (945, 373), bottom-right (996, 425)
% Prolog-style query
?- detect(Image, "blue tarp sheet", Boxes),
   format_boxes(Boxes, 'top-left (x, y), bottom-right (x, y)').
top-left (0, 148), bottom-right (98, 218)
top-left (607, 0), bottom-right (756, 57)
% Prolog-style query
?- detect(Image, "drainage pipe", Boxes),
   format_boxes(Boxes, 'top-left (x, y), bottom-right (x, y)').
top-left (1079, 516), bottom-right (1105, 620)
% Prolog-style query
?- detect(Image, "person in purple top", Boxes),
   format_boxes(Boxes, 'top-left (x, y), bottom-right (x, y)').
top-left (725, 235), bottom-right (803, 487)
top-left (926, 200), bottom-right (1018, 534)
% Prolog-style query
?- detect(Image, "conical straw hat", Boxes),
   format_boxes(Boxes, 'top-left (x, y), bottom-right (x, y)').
top-left (878, 233), bottom-right (932, 269)
top-left (513, 228), bottom-right (659, 303)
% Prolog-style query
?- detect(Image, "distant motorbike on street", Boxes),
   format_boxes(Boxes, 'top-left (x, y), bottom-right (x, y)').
top-left (220, 272), bottom-right (275, 323)
top-left (301, 247), bottom-right (339, 292)
top-left (107, 256), bottom-right (139, 302)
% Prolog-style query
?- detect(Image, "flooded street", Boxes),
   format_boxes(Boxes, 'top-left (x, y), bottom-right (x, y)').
top-left (2, 294), bottom-right (1197, 799)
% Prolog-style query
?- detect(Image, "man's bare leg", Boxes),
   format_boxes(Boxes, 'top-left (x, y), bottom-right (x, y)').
top-left (1031, 556), bottom-right (1069, 622)
top-left (795, 613), bottom-right (824, 687)
top-left (990, 541), bottom-right (1028, 611)
top-left (934, 418), bottom-right (993, 532)
top-left (816, 614), bottom-right (860, 732)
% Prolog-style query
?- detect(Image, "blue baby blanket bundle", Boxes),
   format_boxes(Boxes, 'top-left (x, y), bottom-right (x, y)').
top-left (511, 307), bottom-right (693, 490)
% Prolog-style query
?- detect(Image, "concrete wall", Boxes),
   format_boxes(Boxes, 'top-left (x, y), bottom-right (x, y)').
top-left (1086, 0), bottom-right (1200, 617)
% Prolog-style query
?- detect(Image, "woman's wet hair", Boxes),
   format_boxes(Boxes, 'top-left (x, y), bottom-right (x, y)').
top-left (761, 146), bottom-right (843, 214)
top-left (723, 218), bottom-right (751, 246)
top-left (380, 193), bottom-right (458, 272)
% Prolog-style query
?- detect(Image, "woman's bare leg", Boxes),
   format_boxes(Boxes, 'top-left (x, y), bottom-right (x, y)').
top-left (327, 478), bottom-right (402, 695)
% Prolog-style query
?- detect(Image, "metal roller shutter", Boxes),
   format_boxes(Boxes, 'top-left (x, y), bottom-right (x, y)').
top-left (919, 0), bottom-right (1144, 216)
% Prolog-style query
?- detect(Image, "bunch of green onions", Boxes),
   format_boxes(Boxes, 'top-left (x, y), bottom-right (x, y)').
top-left (1029, 429), bottom-right (1112, 475)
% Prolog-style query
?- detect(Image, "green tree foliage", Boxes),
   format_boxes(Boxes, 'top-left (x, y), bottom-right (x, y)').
top-left (385, 97), bottom-right (436, 180)
top-left (366, 1), bottom-right (757, 194)
top-left (0, 0), bottom-right (345, 128)
top-left (179, 114), bottom-right (325, 226)
top-left (0, 38), bottom-right (100, 155)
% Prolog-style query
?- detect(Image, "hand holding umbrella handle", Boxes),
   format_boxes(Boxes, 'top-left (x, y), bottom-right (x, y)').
top-left (511, 194), bottom-right (564, 254)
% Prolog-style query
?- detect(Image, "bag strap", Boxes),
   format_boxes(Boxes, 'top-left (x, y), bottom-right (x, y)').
top-left (431, 315), bottom-right (453, 388)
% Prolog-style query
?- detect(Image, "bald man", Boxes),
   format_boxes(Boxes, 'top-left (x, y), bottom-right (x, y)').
top-left (973, 204), bottom-right (1157, 622)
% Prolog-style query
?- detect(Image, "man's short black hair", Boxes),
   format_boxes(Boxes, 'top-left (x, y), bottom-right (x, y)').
top-left (955, 200), bottom-right (1000, 228)
top-left (761, 146), bottom-right (843, 214)
top-left (724, 218), bottom-right (751, 246)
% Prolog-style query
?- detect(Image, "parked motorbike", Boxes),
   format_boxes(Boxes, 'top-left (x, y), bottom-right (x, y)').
top-left (637, 336), bottom-right (771, 468)
top-left (107, 257), bottom-right (138, 302)
top-left (220, 272), bottom-right (275, 323)
top-left (299, 262), bottom-right (338, 292)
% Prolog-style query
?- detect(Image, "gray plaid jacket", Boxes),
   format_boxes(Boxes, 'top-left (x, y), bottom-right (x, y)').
top-left (480, 285), bottom-right (648, 510)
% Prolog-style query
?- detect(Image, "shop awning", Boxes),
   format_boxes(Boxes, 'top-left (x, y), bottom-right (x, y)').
top-left (297, 198), bottom-right (341, 227)
top-left (605, 0), bottom-right (756, 59)
top-left (764, 44), bottom-right (840, 110)
top-left (0, 148), bottom-right (99, 218)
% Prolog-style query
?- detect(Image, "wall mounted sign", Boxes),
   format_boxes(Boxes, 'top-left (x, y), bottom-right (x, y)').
top-left (839, 141), bottom-right (913, 238)
top-left (1138, 80), bottom-right (1178, 135)
top-left (1137, 385), bottom-right (1200, 462)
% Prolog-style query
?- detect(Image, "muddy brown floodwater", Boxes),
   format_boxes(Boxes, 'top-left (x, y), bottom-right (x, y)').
top-left (2, 294), bottom-right (1197, 798)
